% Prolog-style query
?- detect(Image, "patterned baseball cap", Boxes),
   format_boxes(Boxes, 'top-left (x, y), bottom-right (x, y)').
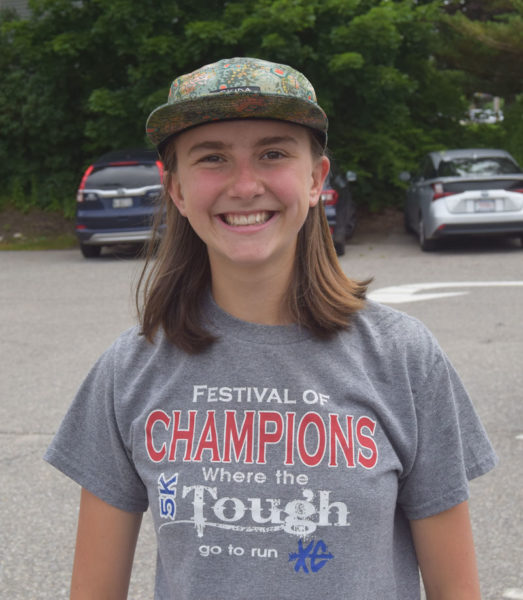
top-left (146, 57), bottom-right (328, 150)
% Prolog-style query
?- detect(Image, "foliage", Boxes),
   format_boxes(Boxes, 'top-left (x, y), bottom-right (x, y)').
top-left (439, 0), bottom-right (523, 100)
top-left (0, 0), bottom-right (522, 215)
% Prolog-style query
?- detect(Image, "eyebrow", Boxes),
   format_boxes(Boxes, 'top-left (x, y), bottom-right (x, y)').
top-left (187, 135), bottom-right (299, 156)
top-left (187, 141), bottom-right (230, 155)
top-left (255, 135), bottom-right (299, 147)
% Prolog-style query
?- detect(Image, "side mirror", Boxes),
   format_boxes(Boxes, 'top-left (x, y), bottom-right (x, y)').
top-left (345, 170), bottom-right (357, 182)
top-left (398, 171), bottom-right (411, 183)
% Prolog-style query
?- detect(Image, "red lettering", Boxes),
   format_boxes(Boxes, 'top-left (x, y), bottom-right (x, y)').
top-left (356, 416), bottom-right (378, 469)
top-left (145, 409), bottom-right (170, 462)
top-left (329, 414), bottom-right (355, 467)
top-left (297, 412), bottom-right (326, 467)
top-left (257, 411), bottom-right (284, 463)
top-left (145, 407), bottom-right (378, 470)
top-left (169, 410), bottom-right (197, 461)
top-left (284, 412), bottom-right (295, 466)
top-left (223, 410), bottom-right (255, 463)
top-left (193, 411), bottom-right (221, 462)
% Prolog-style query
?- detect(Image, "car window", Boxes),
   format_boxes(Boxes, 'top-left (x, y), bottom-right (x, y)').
top-left (421, 156), bottom-right (437, 180)
top-left (438, 157), bottom-right (522, 177)
top-left (86, 164), bottom-right (161, 189)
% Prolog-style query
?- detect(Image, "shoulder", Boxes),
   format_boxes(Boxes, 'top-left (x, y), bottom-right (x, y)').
top-left (341, 299), bottom-right (443, 379)
top-left (354, 299), bottom-right (437, 347)
top-left (97, 325), bottom-right (175, 375)
top-left (110, 325), bottom-right (155, 355)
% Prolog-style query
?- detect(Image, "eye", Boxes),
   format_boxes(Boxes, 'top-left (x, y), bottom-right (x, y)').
top-left (262, 150), bottom-right (286, 160)
top-left (197, 154), bottom-right (224, 164)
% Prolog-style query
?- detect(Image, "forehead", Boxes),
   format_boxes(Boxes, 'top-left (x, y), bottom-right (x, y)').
top-left (174, 119), bottom-right (309, 151)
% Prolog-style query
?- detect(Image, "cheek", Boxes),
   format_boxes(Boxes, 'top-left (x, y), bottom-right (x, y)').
top-left (177, 180), bottom-right (217, 217)
top-left (290, 181), bottom-right (317, 213)
top-left (270, 171), bottom-right (312, 206)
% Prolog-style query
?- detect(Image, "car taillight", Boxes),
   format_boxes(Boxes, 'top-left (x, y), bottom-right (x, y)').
top-left (156, 160), bottom-right (164, 183)
top-left (76, 165), bottom-right (94, 202)
top-left (431, 182), bottom-right (455, 201)
top-left (513, 188), bottom-right (523, 194)
top-left (321, 189), bottom-right (338, 205)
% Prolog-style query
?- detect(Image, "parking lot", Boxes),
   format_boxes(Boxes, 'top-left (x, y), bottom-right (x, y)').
top-left (1, 227), bottom-right (522, 599)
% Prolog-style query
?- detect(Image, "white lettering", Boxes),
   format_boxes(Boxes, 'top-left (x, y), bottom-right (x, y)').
top-left (192, 385), bottom-right (207, 402)
top-left (181, 486), bottom-right (350, 537)
top-left (201, 466), bottom-right (267, 484)
top-left (213, 497), bottom-right (246, 522)
top-left (191, 385), bottom-right (297, 404)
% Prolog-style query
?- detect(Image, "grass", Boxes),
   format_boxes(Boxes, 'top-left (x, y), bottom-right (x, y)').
top-left (0, 233), bottom-right (78, 251)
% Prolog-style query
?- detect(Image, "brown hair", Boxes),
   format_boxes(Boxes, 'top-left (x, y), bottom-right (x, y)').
top-left (136, 129), bottom-right (370, 353)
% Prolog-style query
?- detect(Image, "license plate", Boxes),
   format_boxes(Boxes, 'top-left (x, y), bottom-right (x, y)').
top-left (475, 199), bottom-right (495, 212)
top-left (113, 197), bottom-right (133, 208)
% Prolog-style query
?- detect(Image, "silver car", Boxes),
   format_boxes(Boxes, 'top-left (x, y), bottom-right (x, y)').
top-left (402, 149), bottom-right (523, 250)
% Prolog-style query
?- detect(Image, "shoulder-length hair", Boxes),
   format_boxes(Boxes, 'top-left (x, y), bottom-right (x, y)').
top-left (136, 130), bottom-right (370, 353)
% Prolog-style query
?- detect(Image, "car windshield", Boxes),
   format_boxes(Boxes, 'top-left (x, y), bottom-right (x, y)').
top-left (438, 157), bottom-right (522, 177)
top-left (86, 164), bottom-right (161, 189)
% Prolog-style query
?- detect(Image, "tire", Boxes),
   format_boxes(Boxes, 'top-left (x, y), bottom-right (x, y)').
top-left (333, 198), bottom-right (348, 256)
top-left (334, 239), bottom-right (346, 256)
top-left (404, 209), bottom-right (413, 233)
top-left (80, 243), bottom-right (102, 258)
top-left (345, 202), bottom-right (357, 240)
top-left (418, 217), bottom-right (437, 252)
top-left (345, 220), bottom-right (356, 241)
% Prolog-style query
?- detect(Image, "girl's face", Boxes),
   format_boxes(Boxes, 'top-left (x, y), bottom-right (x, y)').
top-left (168, 119), bottom-right (329, 276)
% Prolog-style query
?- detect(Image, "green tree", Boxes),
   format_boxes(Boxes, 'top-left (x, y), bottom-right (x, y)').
top-left (1, 0), bottom-right (520, 215)
top-left (437, 0), bottom-right (523, 163)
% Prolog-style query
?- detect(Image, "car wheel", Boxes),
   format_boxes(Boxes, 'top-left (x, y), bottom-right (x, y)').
top-left (418, 217), bottom-right (437, 252)
top-left (345, 210), bottom-right (357, 240)
top-left (334, 240), bottom-right (346, 256)
top-left (404, 210), bottom-right (413, 233)
top-left (80, 243), bottom-right (102, 258)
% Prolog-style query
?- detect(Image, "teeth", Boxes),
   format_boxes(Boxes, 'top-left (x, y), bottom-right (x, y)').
top-left (223, 211), bottom-right (271, 226)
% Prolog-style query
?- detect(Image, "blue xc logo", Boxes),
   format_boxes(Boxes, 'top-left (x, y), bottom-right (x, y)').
top-left (289, 539), bottom-right (334, 574)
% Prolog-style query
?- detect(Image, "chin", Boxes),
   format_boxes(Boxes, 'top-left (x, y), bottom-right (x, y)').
top-left (215, 243), bottom-right (294, 270)
top-left (228, 250), bottom-right (276, 266)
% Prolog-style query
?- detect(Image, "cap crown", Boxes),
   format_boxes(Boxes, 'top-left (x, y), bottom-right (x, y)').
top-left (146, 57), bottom-right (328, 149)
top-left (169, 57), bottom-right (318, 104)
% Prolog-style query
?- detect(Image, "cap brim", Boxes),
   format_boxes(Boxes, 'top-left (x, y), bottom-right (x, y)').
top-left (146, 93), bottom-right (328, 149)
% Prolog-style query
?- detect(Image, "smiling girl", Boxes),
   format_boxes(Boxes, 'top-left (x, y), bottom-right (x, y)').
top-left (45, 57), bottom-right (496, 600)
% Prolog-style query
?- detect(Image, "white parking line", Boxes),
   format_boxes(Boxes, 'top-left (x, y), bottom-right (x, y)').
top-left (368, 281), bottom-right (523, 304)
top-left (503, 589), bottom-right (523, 599)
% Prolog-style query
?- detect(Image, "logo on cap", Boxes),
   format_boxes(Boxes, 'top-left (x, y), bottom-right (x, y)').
top-left (210, 86), bottom-right (262, 94)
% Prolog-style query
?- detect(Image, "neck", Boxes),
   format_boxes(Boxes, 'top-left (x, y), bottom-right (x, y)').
top-left (210, 258), bottom-right (295, 326)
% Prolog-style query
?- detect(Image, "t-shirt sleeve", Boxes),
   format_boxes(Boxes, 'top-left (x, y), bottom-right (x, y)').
top-left (397, 344), bottom-right (497, 521)
top-left (44, 341), bottom-right (148, 513)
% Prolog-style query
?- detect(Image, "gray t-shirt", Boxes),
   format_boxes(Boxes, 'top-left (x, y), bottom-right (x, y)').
top-left (45, 297), bottom-right (496, 599)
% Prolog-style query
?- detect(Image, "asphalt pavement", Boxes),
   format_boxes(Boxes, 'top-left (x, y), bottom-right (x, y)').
top-left (1, 229), bottom-right (522, 599)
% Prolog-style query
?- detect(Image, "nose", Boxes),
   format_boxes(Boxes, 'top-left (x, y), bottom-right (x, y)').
top-left (227, 160), bottom-right (264, 201)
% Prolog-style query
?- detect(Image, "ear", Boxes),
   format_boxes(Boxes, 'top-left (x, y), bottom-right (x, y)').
top-left (168, 174), bottom-right (187, 216)
top-left (309, 155), bottom-right (330, 208)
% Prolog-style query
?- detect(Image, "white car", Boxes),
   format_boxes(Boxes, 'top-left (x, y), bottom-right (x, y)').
top-left (402, 149), bottom-right (523, 251)
top-left (468, 108), bottom-right (503, 124)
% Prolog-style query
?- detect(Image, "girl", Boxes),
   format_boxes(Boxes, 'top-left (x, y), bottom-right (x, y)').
top-left (45, 57), bottom-right (496, 600)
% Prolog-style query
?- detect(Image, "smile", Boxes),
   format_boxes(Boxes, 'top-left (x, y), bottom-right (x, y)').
top-left (220, 211), bottom-right (273, 227)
